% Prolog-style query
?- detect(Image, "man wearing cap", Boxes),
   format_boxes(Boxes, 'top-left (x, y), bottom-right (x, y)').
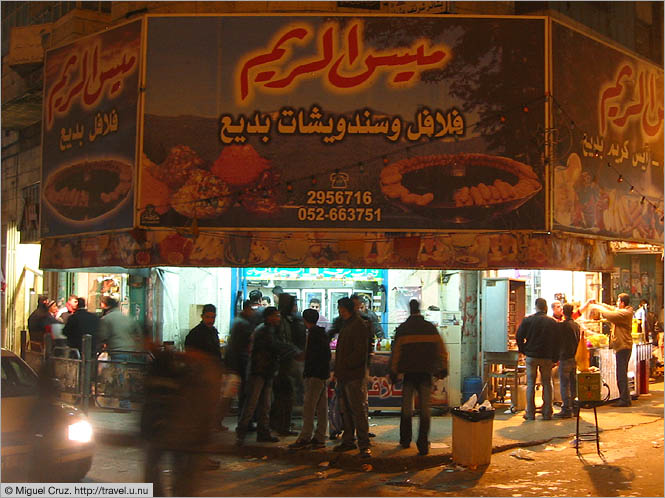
top-left (27, 295), bottom-right (59, 351)
top-left (332, 297), bottom-right (372, 458)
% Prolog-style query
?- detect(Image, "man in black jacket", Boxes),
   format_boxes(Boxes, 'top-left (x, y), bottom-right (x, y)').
top-left (227, 300), bottom-right (255, 422)
top-left (236, 307), bottom-right (295, 445)
top-left (516, 298), bottom-right (559, 421)
top-left (390, 299), bottom-right (448, 455)
top-left (63, 297), bottom-right (100, 354)
top-left (27, 295), bottom-right (59, 351)
top-left (289, 308), bottom-right (331, 450)
top-left (554, 304), bottom-right (580, 418)
top-left (184, 304), bottom-right (222, 363)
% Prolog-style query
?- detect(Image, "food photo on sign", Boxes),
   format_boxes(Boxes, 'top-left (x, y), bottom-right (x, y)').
top-left (138, 15), bottom-right (547, 232)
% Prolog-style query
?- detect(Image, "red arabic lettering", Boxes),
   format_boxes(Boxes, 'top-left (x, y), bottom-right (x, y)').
top-left (262, 27), bottom-right (334, 90)
top-left (238, 21), bottom-right (448, 103)
top-left (599, 63), bottom-right (663, 138)
top-left (46, 44), bottom-right (137, 129)
top-left (239, 28), bottom-right (309, 101)
top-left (47, 54), bottom-right (78, 127)
top-left (642, 72), bottom-right (664, 137)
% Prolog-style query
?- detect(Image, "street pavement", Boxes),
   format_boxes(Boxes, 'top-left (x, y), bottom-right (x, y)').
top-left (89, 381), bottom-right (664, 473)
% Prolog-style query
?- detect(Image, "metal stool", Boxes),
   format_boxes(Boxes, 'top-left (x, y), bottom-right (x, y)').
top-left (573, 399), bottom-right (603, 457)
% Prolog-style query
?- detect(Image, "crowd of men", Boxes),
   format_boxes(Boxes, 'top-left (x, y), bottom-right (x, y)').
top-left (517, 293), bottom-right (636, 421)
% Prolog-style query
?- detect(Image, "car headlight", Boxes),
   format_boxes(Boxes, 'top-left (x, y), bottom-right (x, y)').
top-left (68, 420), bottom-right (93, 443)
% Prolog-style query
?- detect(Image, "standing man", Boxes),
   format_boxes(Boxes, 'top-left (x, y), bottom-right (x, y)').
top-left (588, 294), bottom-right (634, 407)
top-left (57, 295), bottom-right (79, 324)
top-left (185, 304), bottom-right (225, 431)
top-left (289, 308), bottom-right (331, 450)
top-left (63, 297), bottom-right (100, 354)
top-left (390, 299), bottom-right (448, 455)
top-left (516, 298), bottom-right (559, 421)
top-left (551, 300), bottom-right (564, 322)
top-left (308, 298), bottom-right (329, 330)
top-left (333, 297), bottom-right (372, 458)
top-left (226, 300), bottom-right (255, 423)
top-left (554, 304), bottom-right (580, 418)
top-left (27, 295), bottom-right (59, 351)
top-left (352, 293), bottom-right (384, 340)
top-left (237, 307), bottom-right (293, 445)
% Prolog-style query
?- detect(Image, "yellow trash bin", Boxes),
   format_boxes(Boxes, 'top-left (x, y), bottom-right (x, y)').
top-left (451, 408), bottom-right (495, 467)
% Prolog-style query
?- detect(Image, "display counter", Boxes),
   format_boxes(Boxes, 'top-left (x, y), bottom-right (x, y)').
top-left (331, 350), bottom-right (453, 411)
top-left (594, 343), bottom-right (652, 399)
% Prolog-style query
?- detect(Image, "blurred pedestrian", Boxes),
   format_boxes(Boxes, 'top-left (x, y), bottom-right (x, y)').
top-left (289, 308), bottom-right (331, 450)
top-left (98, 296), bottom-right (142, 409)
top-left (390, 299), bottom-right (448, 455)
top-left (142, 344), bottom-right (221, 496)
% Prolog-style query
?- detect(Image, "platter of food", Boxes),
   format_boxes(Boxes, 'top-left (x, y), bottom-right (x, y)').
top-left (379, 153), bottom-right (542, 223)
top-left (43, 158), bottom-right (133, 223)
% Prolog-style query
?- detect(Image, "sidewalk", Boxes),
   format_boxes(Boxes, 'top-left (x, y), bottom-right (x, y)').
top-left (89, 381), bottom-right (664, 472)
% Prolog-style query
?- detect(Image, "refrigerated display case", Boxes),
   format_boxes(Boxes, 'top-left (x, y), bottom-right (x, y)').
top-left (481, 278), bottom-right (527, 409)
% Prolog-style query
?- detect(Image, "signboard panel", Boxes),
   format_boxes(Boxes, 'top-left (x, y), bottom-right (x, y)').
top-left (552, 21), bottom-right (664, 244)
top-left (41, 20), bottom-right (142, 237)
top-left (139, 16), bottom-right (546, 232)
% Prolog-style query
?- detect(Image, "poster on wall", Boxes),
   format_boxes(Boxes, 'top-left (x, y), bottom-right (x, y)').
top-left (41, 20), bottom-right (142, 237)
top-left (552, 21), bottom-right (664, 244)
top-left (139, 16), bottom-right (546, 232)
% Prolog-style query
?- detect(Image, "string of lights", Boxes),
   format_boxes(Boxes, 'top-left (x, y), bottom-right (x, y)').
top-left (550, 96), bottom-right (664, 223)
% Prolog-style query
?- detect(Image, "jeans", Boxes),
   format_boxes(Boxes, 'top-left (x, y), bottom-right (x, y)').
top-left (237, 375), bottom-right (273, 436)
top-left (338, 378), bottom-right (370, 449)
top-left (558, 358), bottom-right (577, 413)
top-left (297, 377), bottom-right (328, 443)
top-left (400, 373), bottom-right (432, 446)
top-left (525, 357), bottom-right (553, 418)
top-left (111, 353), bottom-right (131, 409)
top-left (615, 348), bottom-right (632, 404)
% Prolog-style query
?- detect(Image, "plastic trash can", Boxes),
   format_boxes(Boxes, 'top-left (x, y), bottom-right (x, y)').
top-left (451, 408), bottom-right (494, 467)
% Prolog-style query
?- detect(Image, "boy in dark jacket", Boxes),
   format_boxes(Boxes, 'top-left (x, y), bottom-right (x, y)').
top-left (289, 309), bottom-right (331, 449)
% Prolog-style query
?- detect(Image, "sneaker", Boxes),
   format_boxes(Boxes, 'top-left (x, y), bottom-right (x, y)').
top-left (310, 440), bottom-right (326, 449)
top-left (553, 411), bottom-right (573, 419)
top-left (359, 448), bottom-right (371, 458)
top-left (333, 442), bottom-right (357, 452)
top-left (288, 439), bottom-right (311, 450)
top-left (257, 433), bottom-right (280, 443)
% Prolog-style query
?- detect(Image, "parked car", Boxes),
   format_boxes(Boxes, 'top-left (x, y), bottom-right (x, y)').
top-left (1, 348), bottom-right (94, 482)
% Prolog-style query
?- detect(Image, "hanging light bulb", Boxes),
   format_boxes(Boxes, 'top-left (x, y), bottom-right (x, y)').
top-left (629, 185), bottom-right (635, 193)
top-left (640, 196), bottom-right (646, 205)
top-left (617, 175), bottom-right (623, 183)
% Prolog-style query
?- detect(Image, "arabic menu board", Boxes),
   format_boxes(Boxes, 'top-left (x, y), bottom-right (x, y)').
top-left (140, 16), bottom-right (546, 231)
top-left (552, 21), bottom-right (664, 244)
top-left (41, 20), bottom-right (142, 237)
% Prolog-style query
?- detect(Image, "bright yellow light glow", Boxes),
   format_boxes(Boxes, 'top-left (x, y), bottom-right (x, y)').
top-left (68, 420), bottom-right (93, 443)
